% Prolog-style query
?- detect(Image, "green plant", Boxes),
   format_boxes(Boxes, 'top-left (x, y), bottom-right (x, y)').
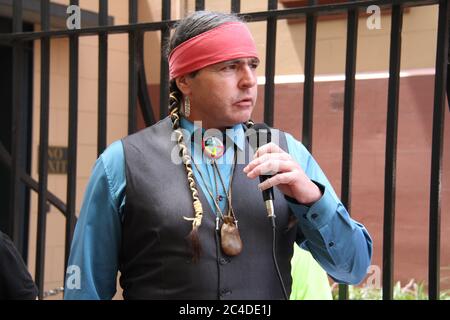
top-left (331, 279), bottom-right (450, 300)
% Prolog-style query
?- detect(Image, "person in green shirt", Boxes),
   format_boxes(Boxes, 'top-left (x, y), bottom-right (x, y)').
top-left (290, 243), bottom-right (333, 300)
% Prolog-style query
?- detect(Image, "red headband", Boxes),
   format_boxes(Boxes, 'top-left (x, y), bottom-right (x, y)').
top-left (168, 22), bottom-right (259, 80)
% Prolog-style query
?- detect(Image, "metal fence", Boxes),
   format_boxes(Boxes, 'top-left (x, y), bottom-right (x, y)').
top-left (0, 0), bottom-right (448, 300)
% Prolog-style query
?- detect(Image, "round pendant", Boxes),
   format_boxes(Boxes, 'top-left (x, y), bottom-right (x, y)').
top-left (202, 135), bottom-right (224, 159)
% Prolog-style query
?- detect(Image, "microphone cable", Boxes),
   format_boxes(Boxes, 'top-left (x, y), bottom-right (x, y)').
top-left (267, 199), bottom-right (289, 300)
top-left (252, 123), bottom-right (289, 300)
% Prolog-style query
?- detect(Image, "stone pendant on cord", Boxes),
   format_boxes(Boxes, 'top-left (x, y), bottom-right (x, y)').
top-left (203, 134), bottom-right (242, 256)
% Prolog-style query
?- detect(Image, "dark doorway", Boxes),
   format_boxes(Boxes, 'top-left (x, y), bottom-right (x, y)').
top-left (0, 17), bottom-right (34, 260)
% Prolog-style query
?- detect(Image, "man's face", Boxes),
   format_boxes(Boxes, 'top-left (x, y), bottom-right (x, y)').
top-left (178, 57), bottom-right (260, 130)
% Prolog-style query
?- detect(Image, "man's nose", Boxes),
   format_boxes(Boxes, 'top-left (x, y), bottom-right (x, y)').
top-left (238, 65), bottom-right (257, 89)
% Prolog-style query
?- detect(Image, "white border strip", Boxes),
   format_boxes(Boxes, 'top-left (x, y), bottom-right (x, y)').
top-left (257, 68), bottom-right (436, 85)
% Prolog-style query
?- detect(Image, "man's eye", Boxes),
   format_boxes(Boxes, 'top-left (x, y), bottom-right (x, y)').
top-left (222, 64), bottom-right (237, 71)
top-left (250, 63), bottom-right (259, 69)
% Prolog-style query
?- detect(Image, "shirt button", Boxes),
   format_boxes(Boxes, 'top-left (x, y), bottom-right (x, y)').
top-left (328, 241), bottom-right (335, 247)
top-left (311, 213), bottom-right (318, 219)
top-left (219, 257), bottom-right (229, 265)
top-left (218, 195), bottom-right (224, 201)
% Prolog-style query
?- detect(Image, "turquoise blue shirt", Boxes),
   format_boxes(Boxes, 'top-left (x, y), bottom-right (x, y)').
top-left (64, 119), bottom-right (372, 299)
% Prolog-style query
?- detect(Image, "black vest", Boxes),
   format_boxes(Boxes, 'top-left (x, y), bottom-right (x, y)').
top-left (120, 117), bottom-right (297, 299)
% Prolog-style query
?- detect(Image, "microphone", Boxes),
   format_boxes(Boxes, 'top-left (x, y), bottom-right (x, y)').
top-left (249, 123), bottom-right (289, 300)
top-left (251, 123), bottom-right (275, 219)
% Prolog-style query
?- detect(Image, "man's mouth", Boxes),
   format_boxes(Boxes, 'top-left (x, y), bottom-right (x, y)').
top-left (233, 97), bottom-right (253, 107)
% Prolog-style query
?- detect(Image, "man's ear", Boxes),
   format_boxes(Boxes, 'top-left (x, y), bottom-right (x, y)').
top-left (175, 75), bottom-right (191, 96)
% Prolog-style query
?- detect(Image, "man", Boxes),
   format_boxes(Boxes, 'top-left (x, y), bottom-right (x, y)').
top-left (64, 11), bottom-right (372, 300)
top-left (0, 231), bottom-right (38, 300)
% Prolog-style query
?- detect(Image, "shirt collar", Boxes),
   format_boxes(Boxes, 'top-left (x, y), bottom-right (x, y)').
top-left (180, 117), bottom-right (246, 151)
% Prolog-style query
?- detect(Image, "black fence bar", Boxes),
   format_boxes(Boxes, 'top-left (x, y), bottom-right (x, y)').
top-left (263, 0), bottom-right (278, 127)
top-left (382, 4), bottom-right (403, 301)
top-left (97, 0), bottom-right (108, 156)
top-left (12, 0), bottom-right (23, 33)
top-left (339, 7), bottom-right (359, 301)
top-left (231, 0), bottom-right (241, 14)
top-left (64, 0), bottom-right (80, 281)
top-left (9, 0), bottom-right (23, 248)
top-left (159, 0), bottom-right (170, 120)
top-left (138, 31), bottom-right (155, 127)
top-left (447, 63), bottom-right (450, 112)
top-left (302, 1), bottom-right (317, 151)
top-left (447, 14), bottom-right (450, 113)
top-left (35, 0), bottom-right (50, 300)
top-left (428, 0), bottom-right (449, 300)
top-left (195, 0), bottom-right (205, 11)
top-left (128, 0), bottom-right (138, 133)
top-left (0, 141), bottom-right (66, 215)
top-left (243, 0), bottom-right (437, 21)
top-left (0, 19), bottom-right (177, 42)
top-left (0, 0), bottom-right (440, 43)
